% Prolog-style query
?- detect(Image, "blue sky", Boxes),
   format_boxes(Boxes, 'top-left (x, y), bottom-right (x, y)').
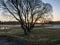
top-left (0, 0), bottom-right (60, 21)
top-left (42, 0), bottom-right (60, 21)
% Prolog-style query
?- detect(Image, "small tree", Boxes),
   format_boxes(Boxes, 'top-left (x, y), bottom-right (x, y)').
top-left (0, 0), bottom-right (53, 35)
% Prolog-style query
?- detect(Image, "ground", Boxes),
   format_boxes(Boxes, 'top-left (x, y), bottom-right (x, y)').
top-left (0, 27), bottom-right (60, 45)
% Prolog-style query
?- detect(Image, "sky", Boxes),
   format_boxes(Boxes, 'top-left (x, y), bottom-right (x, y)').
top-left (0, 0), bottom-right (60, 21)
top-left (42, 0), bottom-right (60, 21)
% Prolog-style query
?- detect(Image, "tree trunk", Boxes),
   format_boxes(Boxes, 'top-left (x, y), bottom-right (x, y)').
top-left (27, 30), bottom-right (30, 32)
top-left (24, 30), bottom-right (28, 35)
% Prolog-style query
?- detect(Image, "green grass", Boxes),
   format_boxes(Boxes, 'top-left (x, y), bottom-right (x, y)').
top-left (0, 27), bottom-right (60, 44)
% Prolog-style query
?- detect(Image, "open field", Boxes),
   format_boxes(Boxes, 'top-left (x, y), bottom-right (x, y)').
top-left (0, 27), bottom-right (60, 45)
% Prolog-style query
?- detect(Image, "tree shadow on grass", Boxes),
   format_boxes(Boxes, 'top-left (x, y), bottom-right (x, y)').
top-left (0, 35), bottom-right (29, 45)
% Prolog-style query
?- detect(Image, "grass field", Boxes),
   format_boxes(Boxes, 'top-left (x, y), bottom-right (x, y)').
top-left (0, 27), bottom-right (60, 45)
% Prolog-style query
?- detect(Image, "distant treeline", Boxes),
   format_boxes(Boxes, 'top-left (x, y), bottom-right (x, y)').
top-left (0, 21), bottom-right (20, 25)
top-left (47, 21), bottom-right (60, 25)
top-left (0, 21), bottom-right (60, 25)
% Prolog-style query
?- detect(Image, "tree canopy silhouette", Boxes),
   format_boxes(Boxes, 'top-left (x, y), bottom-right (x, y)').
top-left (0, 0), bottom-right (53, 35)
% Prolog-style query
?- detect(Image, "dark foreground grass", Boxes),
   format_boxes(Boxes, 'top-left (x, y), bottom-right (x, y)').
top-left (0, 27), bottom-right (60, 45)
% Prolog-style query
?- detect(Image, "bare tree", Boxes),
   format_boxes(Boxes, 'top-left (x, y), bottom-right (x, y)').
top-left (0, 0), bottom-right (53, 35)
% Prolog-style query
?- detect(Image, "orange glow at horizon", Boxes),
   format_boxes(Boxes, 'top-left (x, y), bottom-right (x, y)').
top-left (0, 17), bottom-right (60, 22)
top-left (52, 17), bottom-right (60, 21)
